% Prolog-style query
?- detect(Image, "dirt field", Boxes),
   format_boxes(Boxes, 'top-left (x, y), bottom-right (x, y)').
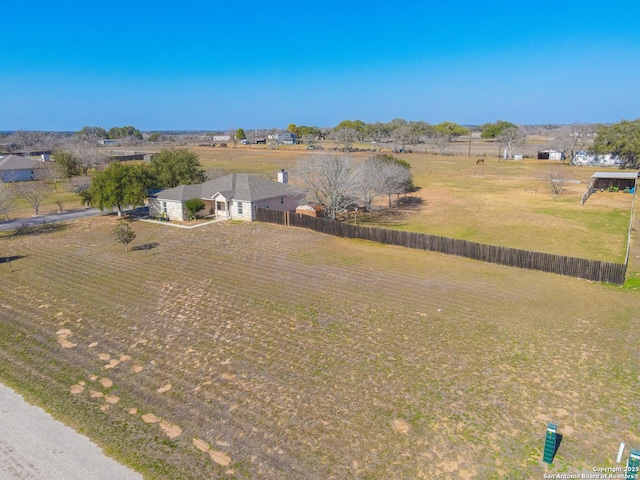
top-left (1, 215), bottom-right (639, 479)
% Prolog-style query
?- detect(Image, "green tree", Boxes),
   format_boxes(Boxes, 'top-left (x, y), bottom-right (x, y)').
top-left (149, 148), bottom-right (207, 189)
top-left (298, 125), bottom-right (323, 139)
top-left (287, 124), bottom-right (298, 135)
top-left (52, 150), bottom-right (81, 178)
top-left (592, 119), bottom-right (640, 168)
top-left (235, 128), bottom-right (247, 140)
top-left (108, 126), bottom-right (143, 140)
top-left (76, 126), bottom-right (108, 140)
top-left (431, 122), bottom-right (469, 154)
top-left (335, 119), bottom-right (366, 133)
top-left (112, 222), bottom-right (136, 252)
top-left (363, 122), bottom-right (391, 143)
top-left (480, 120), bottom-right (517, 139)
top-left (148, 132), bottom-right (162, 142)
top-left (185, 198), bottom-right (206, 220)
top-left (84, 162), bottom-right (153, 216)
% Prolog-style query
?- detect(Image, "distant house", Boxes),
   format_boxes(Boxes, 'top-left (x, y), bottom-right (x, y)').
top-left (267, 131), bottom-right (297, 145)
top-left (99, 139), bottom-right (118, 145)
top-left (0, 155), bottom-right (36, 182)
top-left (538, 149), bottom-right (564, 161)
top-left (149, 172), bottom-right (305, 221)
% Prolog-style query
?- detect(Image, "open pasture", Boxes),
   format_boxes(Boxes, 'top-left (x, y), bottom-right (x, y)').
top-left (194, 146), bottom-right (633, 263)
top-left (1, 216), bottom-right (639, 479)
top-left (6, 146), bottom-right (633, 264)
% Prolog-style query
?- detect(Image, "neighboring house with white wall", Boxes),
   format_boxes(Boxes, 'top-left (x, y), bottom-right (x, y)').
top-left (149, 172), bottom-right (305, 221)
top-left (0, 155), bottom-right (36, 182)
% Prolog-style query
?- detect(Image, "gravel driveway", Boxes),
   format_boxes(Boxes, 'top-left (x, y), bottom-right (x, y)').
top-left (0, 383), bottom-right (142, 480)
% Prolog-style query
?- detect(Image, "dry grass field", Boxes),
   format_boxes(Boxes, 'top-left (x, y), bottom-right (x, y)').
top-left (1, 145), bottom-right (638, 478)
top-left (1, 212), bottom-right (640, 479)
top-left (192, 145), bottom-right (633, 263)
top-left (6, 143), bottom-right (633, 264)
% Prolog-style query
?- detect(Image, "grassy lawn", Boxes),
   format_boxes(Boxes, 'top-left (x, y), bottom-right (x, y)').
top-left (6, 148), bottom-right (633, 263)
top-left (1, 216), bottom-right (640, 479)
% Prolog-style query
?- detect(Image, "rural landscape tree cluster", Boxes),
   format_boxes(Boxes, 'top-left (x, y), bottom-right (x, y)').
top-left (296, 154), bottom-right (413, 220)
top-left (1, 119), bottom-right (638, 167)
top-left (1, 118), bottom-right (639, 221)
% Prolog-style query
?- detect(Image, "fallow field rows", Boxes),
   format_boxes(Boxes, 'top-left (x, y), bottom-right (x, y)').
top-left (1, 216), bottom-right (640, 478)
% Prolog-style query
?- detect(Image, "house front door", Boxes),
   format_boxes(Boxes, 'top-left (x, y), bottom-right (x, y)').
top-left (216, 201), bottom-right (228, 219)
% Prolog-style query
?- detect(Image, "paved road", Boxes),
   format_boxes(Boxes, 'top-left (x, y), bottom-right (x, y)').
top-left (0, 207), bottom-right (149, 231)
top-left (0, 383), bottom-right (142, 480)
top-left (0, 208), bottom-right (104, 231)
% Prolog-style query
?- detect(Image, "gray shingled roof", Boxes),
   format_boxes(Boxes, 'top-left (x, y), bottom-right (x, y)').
top-left (153, 173), bottom-right (301, 202)
top-left (0, 155), bottom-right (36, 171)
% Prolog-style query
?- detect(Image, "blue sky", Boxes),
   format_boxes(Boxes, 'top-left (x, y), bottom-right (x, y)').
top-left (2, 0), bottom-right (639, 131)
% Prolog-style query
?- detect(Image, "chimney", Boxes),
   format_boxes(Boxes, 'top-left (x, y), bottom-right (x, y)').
top-left (277, 169), bottom-right (288, 184)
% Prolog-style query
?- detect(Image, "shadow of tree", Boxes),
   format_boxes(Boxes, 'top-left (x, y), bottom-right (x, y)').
top-left (11, 223), bottom-right (67, 237)
top-left (131, 242), bottom-right (159, 252)
top-left (1, 255), bottom-right (27, 264)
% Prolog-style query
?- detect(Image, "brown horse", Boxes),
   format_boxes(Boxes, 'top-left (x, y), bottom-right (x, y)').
top-left (476, 158), bottom-right (485, 165)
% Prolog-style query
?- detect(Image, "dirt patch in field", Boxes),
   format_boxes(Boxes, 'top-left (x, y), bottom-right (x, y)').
top-left (209, 450), bottom-right (232, 466)
top-left (142, 413), bottom-right (161, 424)
top-left (192, 438), bottom-right (210, 452)
top-left (100, 378), bottom-right (113, 388)
top-left (160, 420), bottom-right (182, 439)
top-left (157, 383), bottom-right (172, 393)
top-left (56, 329), bottom-right (77, 348)
top-left (69, 384), bottom-right (84, 394)
top-left (391, 418), bottom-right (411, 434)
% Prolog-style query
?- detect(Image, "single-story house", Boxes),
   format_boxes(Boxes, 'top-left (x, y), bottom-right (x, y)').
top-left (0, 155), bottom-right (36, 182)
top-left (149, 172), bottom-right (306, 221)
top-left (538, 149), bottom-right (564, 161)
top-left (591, 172), bottom-right (638, 191)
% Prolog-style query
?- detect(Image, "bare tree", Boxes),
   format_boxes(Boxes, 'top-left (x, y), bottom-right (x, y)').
top-left (379, 161), bottom-right (413, 207)
top-left (332, 128), bottom-right (358, 149)
top-left (68, 176), bottom-right (91, 196)
top-left (65, 141), bottom-right (107, 175)
top-left (12, 181), bottom-right (52, 215)
top-left (497, 126), bottom-right (524, 159)
top-left (295, 155), bottom-right (358, 220)
top-left (554, 123), bottom-right (597, 164)
top-left (33, 161), bottom-right (65, 192)
top-left (0, 183), bottom-right (14, 220)
top-left (354, 156), bottom-right (413, 210)
top-left (541, 166), bottom-right (569, 195)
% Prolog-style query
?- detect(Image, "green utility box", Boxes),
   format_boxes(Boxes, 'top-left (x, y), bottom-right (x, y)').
top-left (626, 448), bottom-right (640, 480)
top-left (543, 422), bottom-right (557, 464)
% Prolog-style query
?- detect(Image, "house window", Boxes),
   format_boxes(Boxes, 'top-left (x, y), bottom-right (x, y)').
top-left (237, 202), bottom-right (243, 215)
top-left (162, 201), bottom-right (167, 214)
top-left (280, 196), bottom-right (284, 204)
top-left (216, 201), bottom-right (225, 211)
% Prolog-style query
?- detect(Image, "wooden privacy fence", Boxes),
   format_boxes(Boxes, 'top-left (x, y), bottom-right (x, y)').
top-left (256, 208), bottom-right (627, 285)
